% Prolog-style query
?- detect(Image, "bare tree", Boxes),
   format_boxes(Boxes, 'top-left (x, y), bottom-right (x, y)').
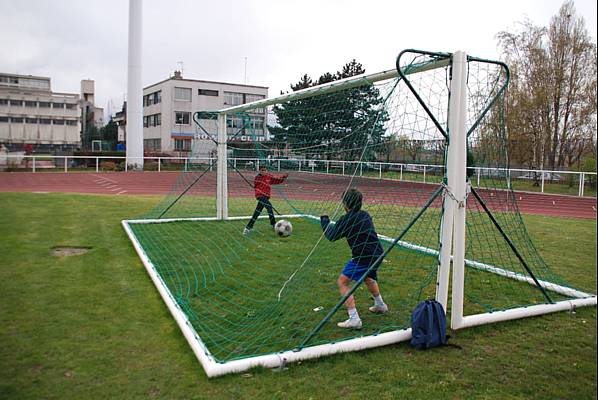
top-left (497, 1), bottom-right (597, 173)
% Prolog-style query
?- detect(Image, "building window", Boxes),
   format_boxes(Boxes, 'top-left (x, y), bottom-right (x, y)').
top-left (9, 100), bottom-right (23, 106)
top-left (198, 89), bottom-right (219, 96)
top-left (175, 111), bottom-right (190, 125)
top-left (0, 99), bottom-right (7, 105)
top-left (11, 117), bottom-right (24, 123)
top-left (66, 120), bottom-right (77, 126)
top-left (226, 115), bottom-right (245, 129)
top-left (246, 94), bottom-right (265, 103)
top-left (25, 101), bottom-right (37, 108)
top-left (53, 119), bottom-right (65, 125)
top-left (65, 103), bottom-right (76, 109)
top-left (174, 138), bottom-right (191, 151)
top-left (52, 103), bottom-right (64, 109)
top-left (143, 90), bottom-right (162, 107)
top-left (0, 116), bottom-right (9, 123)
top-left (144, 113), bottom-right (162, 127)
top-left (38, 102), bottom-right (50, 108)
top-left (144, 138), bottom-right (161, 151)
top-left (39, 119), bottom-right (51, 125)
top-left (25, 118), bottom-right (38, 124)
top-left (224, 92), bottom-right (243, 106)
top-left (174, 87), bottom-right (192, 101)
top-left (250, 116), bottom-right (265, 133)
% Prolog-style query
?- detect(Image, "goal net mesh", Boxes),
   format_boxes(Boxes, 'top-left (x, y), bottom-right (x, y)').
top-left (126, 51), bottom-right (589, 364)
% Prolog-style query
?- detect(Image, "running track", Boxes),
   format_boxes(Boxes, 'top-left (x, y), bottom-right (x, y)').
top-left (0, 171), bottom-right (595, 219)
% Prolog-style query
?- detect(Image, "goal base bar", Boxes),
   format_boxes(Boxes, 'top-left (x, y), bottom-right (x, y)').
top-left (453, 296), bottom-right (597, 330)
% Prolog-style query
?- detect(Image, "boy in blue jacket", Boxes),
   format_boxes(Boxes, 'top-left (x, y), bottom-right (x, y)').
top-left (320, 188), bottom-right (388, 329)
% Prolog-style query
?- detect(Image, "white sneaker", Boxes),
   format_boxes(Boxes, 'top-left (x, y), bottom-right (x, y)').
top-left (243, 228), bottom-right (251, 235)
top-left (369, 304), bottom-right (389, 314)
top-left (337, 318), bottom-right (362, 329)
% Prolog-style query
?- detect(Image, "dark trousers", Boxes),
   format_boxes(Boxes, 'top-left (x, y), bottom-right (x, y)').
top-left (246, 196), bottom-right (275, 229)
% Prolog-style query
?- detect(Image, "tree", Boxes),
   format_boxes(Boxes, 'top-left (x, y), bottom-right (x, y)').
top-left (497, 1), bottom-right (597, 172)
top-left (270, 60), bottom-right (389, 161)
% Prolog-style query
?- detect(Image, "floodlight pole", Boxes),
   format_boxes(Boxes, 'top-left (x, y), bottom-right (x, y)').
top-left (126, 0), bottom-right (144, 169)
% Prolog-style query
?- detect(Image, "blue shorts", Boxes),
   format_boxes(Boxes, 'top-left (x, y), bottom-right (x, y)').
top-left (341, 259), bottom-right (378, 282)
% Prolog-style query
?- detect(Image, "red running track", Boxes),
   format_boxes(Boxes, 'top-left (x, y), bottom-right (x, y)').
top-left (0, 171), bottom-right (596, 219)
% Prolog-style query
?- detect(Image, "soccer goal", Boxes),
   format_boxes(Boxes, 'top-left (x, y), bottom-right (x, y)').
top-left (122, 49), bottom-right (596, 377)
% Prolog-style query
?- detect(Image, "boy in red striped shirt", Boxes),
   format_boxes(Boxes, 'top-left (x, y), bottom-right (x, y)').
top-left (243, 165), bottom-right (288, 235)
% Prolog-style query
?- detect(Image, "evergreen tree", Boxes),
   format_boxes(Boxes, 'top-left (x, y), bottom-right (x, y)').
top-left (270, 60), bottom-right (389, 161)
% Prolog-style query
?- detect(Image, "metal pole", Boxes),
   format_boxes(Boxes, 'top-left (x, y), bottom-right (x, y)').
top-left (96, 157), bottom-right (99, 172)
top-left (64, 156), bottom-right (68, 173)
top-left (126, 0), bottom-right (144, 170)
top-left (541, 171), bottom-right (545, 193)
top-left (440, 51), bottom-right (467, 324)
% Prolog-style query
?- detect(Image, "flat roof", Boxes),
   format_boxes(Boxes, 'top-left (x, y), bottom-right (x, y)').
top-left (0, 72), bottom-right (51, 81)
top-left (144, 76), bottom-right (268, 91)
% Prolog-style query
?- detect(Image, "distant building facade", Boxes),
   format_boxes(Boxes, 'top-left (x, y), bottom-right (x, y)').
top-left (80, 79), bottom-right (104, 150)
top-left (142, 71), bottom-right (268, 156)
top-left (0, 73), bottom-right (80, 151)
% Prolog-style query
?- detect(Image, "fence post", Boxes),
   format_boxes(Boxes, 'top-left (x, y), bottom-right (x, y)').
top-left (311, 162), bottom-right (315, 173)
top-left (64, 157), bottom-right (68, 173)
top-left (541, 171), bottom-right (545, 193)
top-left (326, 161), bottom-right (329, 174)
top-left (96, 157), bottom-right (99, 172)
top-left (477, 168), bottom-right (480, 187)
top-left (423, 166), bottom-right (427, 183)
top-left (379, 163), bottom-right (382, 179)
top-left (579, 173), bottom-right (584, 197)
top-left (277, 159), bottom-right (280, 171)
top-left (342, 162), bottom-right (345, 175)
top-left (298, 160), bottom-right (300, 172)
top-left (158, 157), bottom-right (161, 172)
top-left (256, 159), bottom-right (260, 171)
top-left (32, 156), bottom-right (36, 173)
top-left (184, 158), bottom-right (188, 172)
top-left (400, 164), bottom-right (403, 181)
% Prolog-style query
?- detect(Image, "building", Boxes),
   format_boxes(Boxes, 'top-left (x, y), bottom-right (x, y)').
top-left (0, 73), bottom-right (81, 152)
top-left (80, 79), bottom-right (105, 150)
top-left (142, 71), bottom-right (268, 156)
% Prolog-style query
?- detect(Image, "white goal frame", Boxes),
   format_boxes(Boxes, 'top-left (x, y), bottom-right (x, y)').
top-left (123, 50), bottom-right (596, 377)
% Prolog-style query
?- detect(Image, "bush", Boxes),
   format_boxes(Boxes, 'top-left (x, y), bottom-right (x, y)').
top-left (100, 161), bottom-right (116, 171)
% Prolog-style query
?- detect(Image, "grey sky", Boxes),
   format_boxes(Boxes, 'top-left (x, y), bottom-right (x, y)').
top-left (1, 0), bottom-right (596, 118)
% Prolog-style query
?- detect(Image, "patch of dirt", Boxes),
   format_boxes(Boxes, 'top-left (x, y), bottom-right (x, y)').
top-left (51, 246), bottom-right (91, 257)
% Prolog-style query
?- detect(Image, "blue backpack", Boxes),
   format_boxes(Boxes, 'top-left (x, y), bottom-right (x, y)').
top-left (410, 300), bottom-right (448, 350)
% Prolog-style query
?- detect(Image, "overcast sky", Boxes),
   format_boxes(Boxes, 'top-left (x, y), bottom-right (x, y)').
top-left (1, 0), bottom-right (596, 118)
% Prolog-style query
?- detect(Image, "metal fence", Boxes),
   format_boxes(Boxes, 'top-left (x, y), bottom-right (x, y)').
top-left (1, 154), bottom-right (596, 197)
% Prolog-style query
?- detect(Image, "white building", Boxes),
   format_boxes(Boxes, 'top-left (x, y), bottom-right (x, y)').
top-left (143, 71), bottom-right (268, 156)
top-left (0, 73), bottom-right (81, 151)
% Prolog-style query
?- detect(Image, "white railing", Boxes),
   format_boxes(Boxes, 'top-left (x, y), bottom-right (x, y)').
top-left (1, 154), bottom-right (596, 197)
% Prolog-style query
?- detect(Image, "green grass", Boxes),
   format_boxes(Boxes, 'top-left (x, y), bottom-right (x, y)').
top-left (0, 192), bottom-right (596, 399)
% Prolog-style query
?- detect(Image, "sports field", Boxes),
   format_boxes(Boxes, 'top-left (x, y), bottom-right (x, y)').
top-left (0, 191), bottom-right (596, 399)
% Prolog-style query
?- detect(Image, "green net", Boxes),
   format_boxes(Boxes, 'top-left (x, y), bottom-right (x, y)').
top-left (125, 50), bottom-right (592, 366)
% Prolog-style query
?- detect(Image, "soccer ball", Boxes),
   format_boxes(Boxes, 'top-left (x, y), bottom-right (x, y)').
top-left (274, 220), bottom-right (293, 237)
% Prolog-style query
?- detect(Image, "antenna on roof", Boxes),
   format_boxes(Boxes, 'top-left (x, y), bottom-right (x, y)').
top-left (177, 61), bottom-right (184, 77)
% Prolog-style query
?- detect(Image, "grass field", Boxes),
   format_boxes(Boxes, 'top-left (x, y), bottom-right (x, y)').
top-left (0, 192), bottom-right (596, 399)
